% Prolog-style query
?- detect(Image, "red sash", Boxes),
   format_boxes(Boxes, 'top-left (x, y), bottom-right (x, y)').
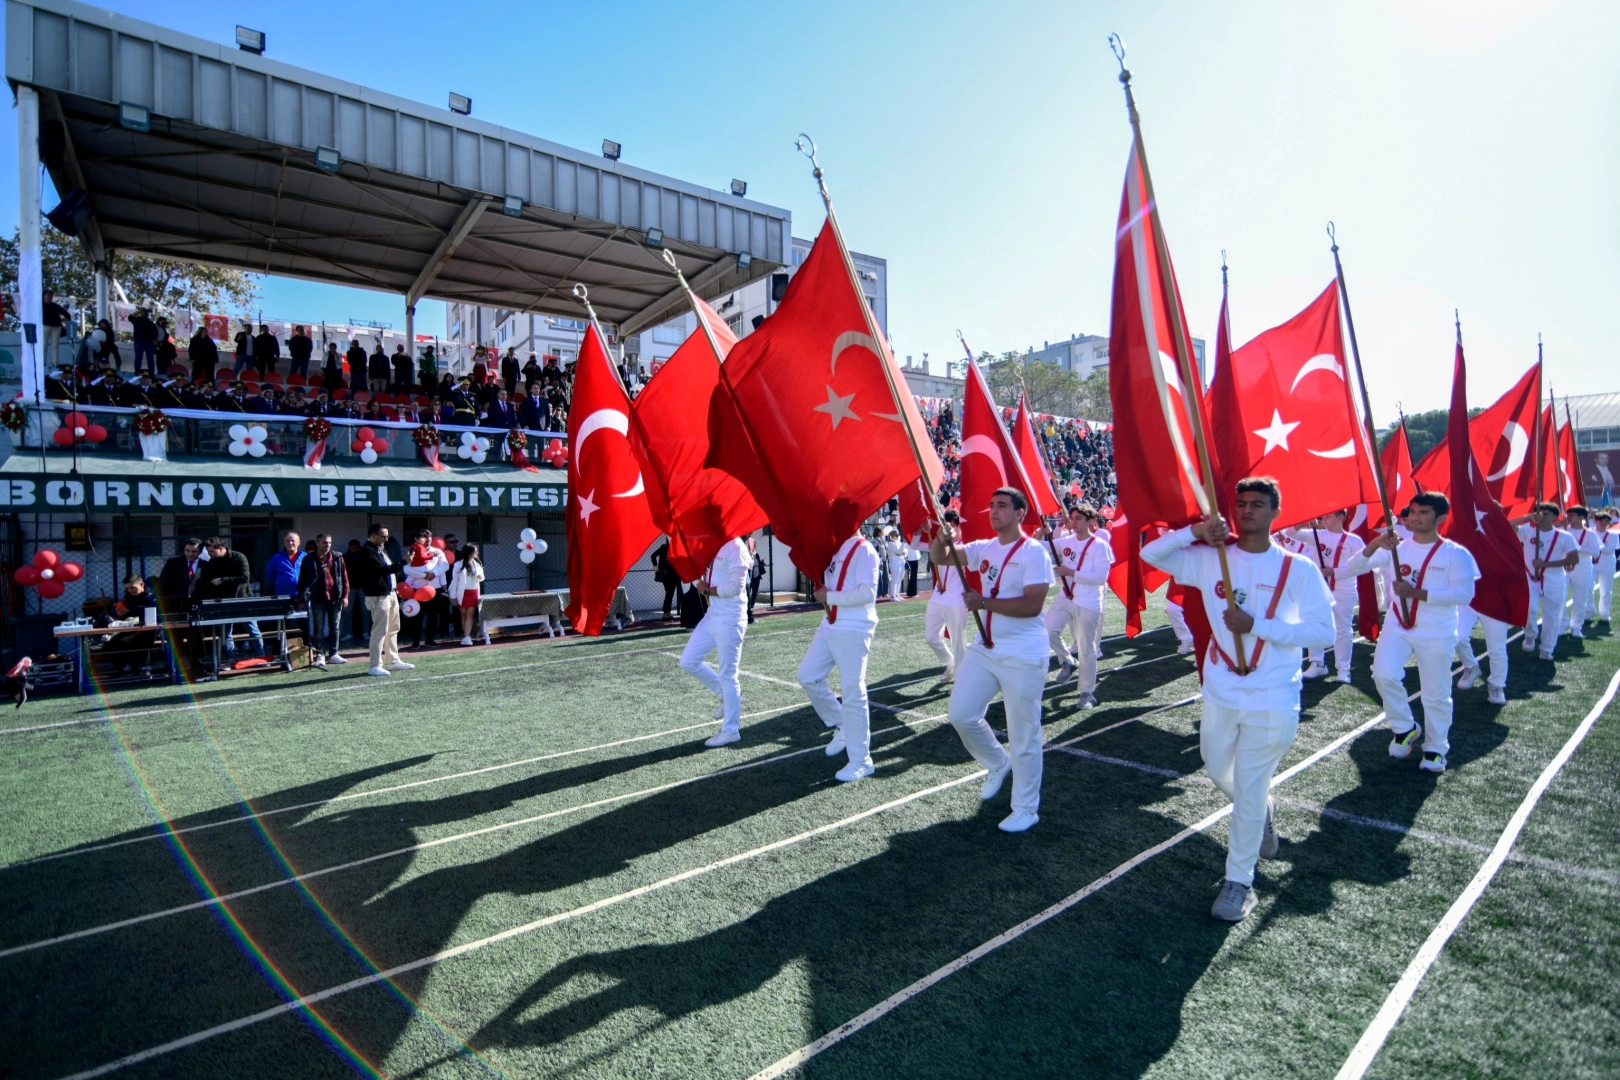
top-left (1209, 555), bottom-right (1294, 675)
top-left (1392, 541), bottom-right (1443, 630)
top-left (1057, 536), bottom-right (1096, 601)
top-left (981, 537), bottom-right (1029, 649)
top-left (1323, 532), bottom-right (1347, 590)
top-left (825, 542), bottom-right (860, 625)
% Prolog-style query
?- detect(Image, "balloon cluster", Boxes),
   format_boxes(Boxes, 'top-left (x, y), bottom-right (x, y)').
top-left (541, 438), bottom-right (568, 467)
top-left (52, 411), bottom-right (108, 447)
top-left (516, 528), bottom-right (549, 564)
top-left (228, 423), bottom-right (269, 457)
top-left (13, 549), bottom-right (85, 600)
top-left (458, 431), bottom-right (490, 463)
top-left (395, 579), bottom-right (435, 617)
top-left (351, 426), bottom-right (388, 464)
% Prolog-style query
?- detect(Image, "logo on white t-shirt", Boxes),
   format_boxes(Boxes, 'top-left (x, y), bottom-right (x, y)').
top-left (1214, 579), bottom-right (1247, 605)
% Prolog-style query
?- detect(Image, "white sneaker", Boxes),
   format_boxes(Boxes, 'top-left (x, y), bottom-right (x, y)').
top-left (1389, 724), bottom-right (1422, 759)
top-left (460, 636), bottom-right (474, 646)
top-left (704, 730), bottom-right (740, 748)
top-left (825, 727), bottom-right (846, 756)
top-left (367, 665), bottom-right (390, 677)
top-left (1334, 670), bottom-right (1352, 683)
top-left (313, 654), bottom-right (326, 668)
top-left (835, 760), bottom-right (875, 783)
top-left (981, 757), bottom-right (1012, 801)
top-left (1211, 880), bottom-right (1256, 922)
top-left (1457, 665), bottom-right (1480, 690)
top-left (998, 811), bottom-right (1039, 833)
top-left (1055, 662), bottom-right (1075, 685)
top-left (1260, 796), bottom-right (1279, 859)
top-left (1419, 752), bottom-right (1447, 774)
top-left (1539, 651), bottom-right (1554, 661)
top-left (327, 653), bottom-right (347, 665)
top-left (1522, 638), bottom-right (1537, 653)
top-left (388, 660), bottom-right (416, 671)
top-left (1302, 662), bottom-right (1328, 680)
top-left (1176, 640), bottom-right (1194, 655)
top-left (1488, 686), bottom-right (1507, 705)
top-left (1077, 692), bottom-right (1098, 710)
top-left (936, 671), bottom-right (954, 686)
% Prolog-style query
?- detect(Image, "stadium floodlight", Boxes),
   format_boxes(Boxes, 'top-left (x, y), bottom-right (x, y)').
top-left (730, 179), bottom-right (747, 197)
top-left (314, 146), bottom-right (342, 174)
top-left (644, 227), bottom-right (664, 249)
top-left (449, 93), bottom-right (472, 116)
top-left (235, 25), bottom-right (265, 54)
top-left (737, 251), bottom-right (752, 270)
top-left (117, 102), bottom-right (150, 133)
top-left (602, 139), bottom-right (621, 160)
top-left (502, 195), bottom-right (524, 218)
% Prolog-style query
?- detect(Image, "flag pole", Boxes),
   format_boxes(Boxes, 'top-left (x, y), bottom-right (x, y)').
top-left (1327, 221), bottom-right (1397, 530)
top-left (1565, 395), bottom-right (1586, 507)
top-left (1533, 335), bottom-right (1544, 506)
top-left (1111, 37), bottom-right (1248, 671)
top-left (1547, 377), bottom-right (1563, 511)
top-left (795, 135), bottom-right (987, 641)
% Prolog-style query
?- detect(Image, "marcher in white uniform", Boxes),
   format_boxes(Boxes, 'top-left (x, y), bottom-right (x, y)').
top-left (1142, 477), bottom-right (1335, 922)
top-left (797, 532), bottom-right (881, 782)
top-left (882, 528), bottom-right (908, 602)
top-left (680, 536), bottom-right (752, 748)
top-left (1563, 506), bottom-right (1601, 637)
top-left (1341, 492), bottom-right (1480, 774)
top-left (1593, 510), bottom-right (1617, 622)
top-left (1164, 594), bottom-right (1196, 654)
top-left (932, 488), bottom-right (1054, 834)
top-left (1294, 511), bottom-right (1365, 683)
top-left (1041, 503), bottom-right (1114, 708)
top-left (1455, 603), bottom-right (1509, 706)
top-left (924, 509), bottom-right (971, 682)
top-left (1519, 502), bottom-right (1579, 659)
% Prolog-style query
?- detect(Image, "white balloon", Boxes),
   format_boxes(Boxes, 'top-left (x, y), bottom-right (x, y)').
top-left (519, 527), bottom-right (537, 542)
top-left (247, 425), bottom-right (268, 443)
top-left (457, 443), bottom-right (474, 459)
top-left (228, 424), bottom-right (249, 441)
top-left (361, 446), bottom-right (379, 464)
top-left (519, 550), bottom-right (536, 564)
top-left (470, 449), bottom-right (486, 464)
top-left (532, 538), bottom-right (548, 555)
top-left (460, 431), bottom-right (477, 446)
top-left (248, 441), bottom-right (267, 458)
top-left (401, 598), bottom-right (421, 617)
top-left (228, 440), bottom-right (248, 457)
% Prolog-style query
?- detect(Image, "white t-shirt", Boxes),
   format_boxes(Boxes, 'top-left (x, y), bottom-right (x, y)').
top-left (1050, 531), bottom-right (1114, 612)
top-left (822, 535), bottom-right (880, 631)
top-left (961, 536), bottom-right (1054, 663)
top-left (1297, 528), bottom-right (1366, 594)
top-left (1141, 527), bottom-right (1336, 710)
top-left (1342, 537), bottom-right (1480, 640)
top-left (1569, 526), bottom-right (1602, 578)
top-left (927, 557), bottom-right (967, 608)
top-left (1597, 529), bottom-right (1619, 568)
top-left (704, 537), bottom-right (751, 608)
top-left (1519, 525), bottom-right (1578, 587)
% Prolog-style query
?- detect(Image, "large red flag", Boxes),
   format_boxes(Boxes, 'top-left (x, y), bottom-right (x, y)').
top-left (565, 325), bottom-right (662, 636)
top-left (958, 362), bottom-right (1050, 541)
top-left (1206, 292), bottom-right (1247, 507)
top-left (629, 297), bottom-right (767, 582)
top-left (895, 476), bottom-right (935, 543)
top-left (1010, 395), bottom-right (1064, 519)
top-left (1557, 405), bottom-right (1584, 507)
top-left (1349, 424), bottom-right (1417, 641)
top-left (1410, 363), bottom-right (1541, 517)
top-left (1206, 282), bottom-right (1378, 530)
top-left (1108, 141), bottom-right (1213, 532)
top-left (705, 218), bottom-right (944, 579)
top-left (1105, 511), bottom-right (1149, 637)
top-left (1444, 340), bottom-right (1531, 627)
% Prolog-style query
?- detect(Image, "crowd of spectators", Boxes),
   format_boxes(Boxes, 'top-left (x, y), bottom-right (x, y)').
top-left (924, 406), bottom-right (1117, 511)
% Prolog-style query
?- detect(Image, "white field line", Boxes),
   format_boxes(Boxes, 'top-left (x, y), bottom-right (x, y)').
top-left (1333, 663), bottom-right (1620, 1080)
top-left (745, 635), bottom-right (1524, 1079)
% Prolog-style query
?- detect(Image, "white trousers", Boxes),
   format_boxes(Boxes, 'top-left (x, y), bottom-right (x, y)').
top-left (1165, 600), bottom-right (1194, 646)
top-left (1044, 598), bottom-right (1101, 692)
top-left (1525, 579), bottom-right (1567, 653)
top-left (797, 621), bottom-right (875, 768)
top-left (925, 601), bottom-right (969, 677)
top-left (1598, 562), bottom-right (1615, 620)
top-left (680, 601), bottom-right (747, 734)
top-left (947, 648), bottom-right (1047, 815)
top-left (887, 558), bottom-right (906, 600)
top-left (1201, 701), bottom-right (1298, 886)
top-left (1373, 628), bottom-right (1457, 756)
top-left (1309, 585), bottom-right (1358, 674)
top-left (1568, 568), bottom-right (1595, 631)
top-left (1455, 607), bottom-right (1509, 689)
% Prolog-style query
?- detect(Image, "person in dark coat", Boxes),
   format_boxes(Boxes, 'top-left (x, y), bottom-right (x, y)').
top-left (392, 345), bottom-right (414, 392)
top-left (233, 322), bottom-right (254, 374)
top-left (368, 343), bottom-right (390, 390)
top-left (188, 327), bottom-right (218, 383)
top-left (481, 389), bottom-right (516, 431)
top-left (253, 324), bottom-right (280, 376)
top-left (181, 378), bottom-right (213, 410)
top-left (652, 540), bottom-right (680, 620)
top-left (521, 356), bottom-right (543, 393)
top-left (116, 373), bottom-right (153, 408)
top-left (157, 538), bottom-right (204, 617)
top-left (287, 326), bottom-right (314, 378)
top-left (154, 318), bottom-right (178, 371)
top-left (500, 348), bottom-right (521, 398)
top-left (297, 533), bottom-right (350, 666)
top-left (517, 383), bottom-right (550, 432)
top-left (213, 383), bottom-right (249, 412)
top-left (322, 343), bottom-right (345, 392)
top-left (346, 340), bottom-right (369, 393)
top-left (191, 537), bottom-right (262, 658)
top-left (129, 308), bottom-right (159, 375)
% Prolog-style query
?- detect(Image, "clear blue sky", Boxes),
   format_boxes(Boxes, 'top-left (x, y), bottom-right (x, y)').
top-left (4, 0), bottom-right (1616, 418)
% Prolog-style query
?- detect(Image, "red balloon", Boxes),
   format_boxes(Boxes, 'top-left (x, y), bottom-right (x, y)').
top-left (548, 437), bottom-right (564, 453)
top-left (14, 566), bottom-right (40, 586)
top-left (52, 427), bottom-right (74, 446)
top-left (62, 411), bottom-right (88, 429)
top-left (371, 438), bottom-right (389, 453)
top-left (37, 579), bottom-right (65, 599)
top-left (396, 581), bottom-right (415, 600)
top-left (412, 585), bottom-right (436, 603)
top-left (58, 562), bottom-right (84, 582)
top-left (84, 425), bottom-right (108, 442)
top-left (350, 439), bottom-right (365, 452)
top-left (33, 549), bottom-right (59, 570)
top-left (443, 550), bottom-right (456, 564)
top-left (357, 426), bottom-right (376, 442)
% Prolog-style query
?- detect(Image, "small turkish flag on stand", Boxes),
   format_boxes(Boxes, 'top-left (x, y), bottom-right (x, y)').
top-left (706, 218), bottom-right (943, 579)
top-left (565, 325), bottom-right (661, 637)
top-left (1009, 394), bottom-right (1064, 520)
top-left (958, 361), bottom-right (1045, 542)
top-left (1444, 335), bottom-right (1530, 627)
top-left (1410, 362), bottom-right (1541, 518)
top-left (629, 295), bottom-right (766, 583)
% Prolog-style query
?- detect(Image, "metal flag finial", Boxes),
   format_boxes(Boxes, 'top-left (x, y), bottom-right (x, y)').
top-left (570, 282), bottom-right (604, 339)
top-left (659, 248), bottom-right (680, 274)
top-left (1108, 33), bottom-right (1128, 79)
top-left (1326, 220), bottom-right (1338, 252)
top-left (796, 133), bottom-right (831, 208)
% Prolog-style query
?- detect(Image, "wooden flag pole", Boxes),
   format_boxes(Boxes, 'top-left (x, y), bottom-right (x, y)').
top-left (1111, 35), bottom-right (1248, 672)
top-left (1328, 222), bottom-right (1397, 534)
top-left (1533, 336), bottom-right (1544, 506)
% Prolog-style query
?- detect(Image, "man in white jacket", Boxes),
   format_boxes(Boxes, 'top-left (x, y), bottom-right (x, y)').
top-left (1594, 510), bottom-right (1617, 622)
top-left (797, 531), bottom-right (882, 782)
top-left (924, 509), bottom-right (971, 683)
top-left (1341, 491), bottom-right (1480, 774)
top-left (1519, 501), bottom-right (1579, 659)
top-left (681, 535), bottom-right (753, 748)
top-left (1564, 506), bottom-right (1602, 638)
top-left (932, 488), bottom-right (1054, 834)
top-left (1142, 477), bottom-right (1335, 922)
top-left (1294, 511), bottom-right (1365, 684)
top-left (1042, 503), bottom-right (1113, 709)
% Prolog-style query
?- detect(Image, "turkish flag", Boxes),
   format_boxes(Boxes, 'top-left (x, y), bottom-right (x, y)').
top-left (1010, 394), bottom-right (1064, 519)
top-left (1410, 363), bottom-right (1540, 517)
top-left (565, 325), bottom-right (662, 636)
top-left (896, 476), bottom-right (935, 541)
top-left (203, 313), bottom-right (231, 340)
top-left (1106, 512), bottom-right (1148, 637)
top-left (1348, 423), bottom-right (1417, 641)
top-left (629, 295), bottom-right (767, 583)
top-left (1443, 341), bottom-right (1530, 627)
top-left (958, 361), bottom-right (1044, 541)
top-left (1108, 140), bottom-right (1215, 531)
top-left (706, 218), bottom-right (944, 579)
top-left (1556, 407), bottom-right (1583, 508)
top-left (1207, 282), bottom-right (1378, 530)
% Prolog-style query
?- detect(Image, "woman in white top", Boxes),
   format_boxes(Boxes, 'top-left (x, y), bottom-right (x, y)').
top-left (930, 487), bottom-right (1054, 834)
top-left (447, 544), bottom-right (485, 646)
top-left (883, 528), bottom-right (908, 602)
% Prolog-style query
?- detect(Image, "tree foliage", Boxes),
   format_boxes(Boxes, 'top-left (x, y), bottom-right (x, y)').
top-left (977, 350), bottom-right (1088, 417)
top-left (0, 224), bottom-right (258, 330)
top-left (1380, 407), bottom-right (1483, 464)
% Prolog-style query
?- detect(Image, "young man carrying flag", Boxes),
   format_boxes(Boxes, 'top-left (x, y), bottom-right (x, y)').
top-left (797, 529), bottom-right (883, 782)
top-left (1519, 501), bottom-right (1579, 659)
top-left (1142, 477), bottom-right (1335, 921)
top-left (1340, 492), bottom-right (1480, 774)
top-left (681, 532), bottom-right (753, 748)
top-left (1296, 510), bottom-right (1365, 684)
top-left (924, 508), bottom-right (970, 684)
top-left (1564, 506), bottom-right (1601, 638)
top-left (1040, 503), bottom-right (1113, 708)
top-left (931, 487), bottom-right (1055, 833)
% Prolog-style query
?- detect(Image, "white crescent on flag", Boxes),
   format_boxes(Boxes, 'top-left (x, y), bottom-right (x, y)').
top-left (575, 408), bottom-right (645, 498)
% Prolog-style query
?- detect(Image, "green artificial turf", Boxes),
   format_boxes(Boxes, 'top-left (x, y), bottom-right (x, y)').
top-left (1, 593), bottom-right (1615, 1079)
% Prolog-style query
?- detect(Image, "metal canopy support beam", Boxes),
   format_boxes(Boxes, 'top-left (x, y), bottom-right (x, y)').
top-left (407, 195), bottom-right (488, 351)
top-left (619, 254), bottom-right (736, 338)
top-left (40, 90), bottom-right (106, 267)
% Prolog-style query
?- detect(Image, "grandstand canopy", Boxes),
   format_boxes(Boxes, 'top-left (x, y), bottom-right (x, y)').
top-left (5, 0), bottom-right (790, 335)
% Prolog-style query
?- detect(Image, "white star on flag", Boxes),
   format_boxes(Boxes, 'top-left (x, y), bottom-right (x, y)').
top-left (813, 385), bottom-right (860, 429)
top-left (578, 488), bottom-right (599, 524)
top-left (1252, 409), bottom-right (1301, 454)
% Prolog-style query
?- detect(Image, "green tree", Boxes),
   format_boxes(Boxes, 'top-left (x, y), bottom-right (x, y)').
top-left (0, 224), bottom-right (258, 330)
top-left (1380, 407), bottom-right (1482, 463)
top-left (1074, 368), bottom-right (1112, 422)
top-left (979, 350), bottom-right (1087, 417)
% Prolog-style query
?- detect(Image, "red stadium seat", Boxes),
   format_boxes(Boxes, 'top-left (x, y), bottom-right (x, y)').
top-left (261, 373), bottom-right (283, 385)
top-left (414, 395), bottom-right (431, 407)
top-left (285, 373), bottom-right (306, 387)
top-left (372, 392), bottom-right (392, 405)
top-left (165, 364), bottom-right (188, 377)
top-left (379, 405), bottom-right (399, 420)
top-left (333, 389), bottom-right (349, 400)
top-left (352, 391), bottom-right (371, 404)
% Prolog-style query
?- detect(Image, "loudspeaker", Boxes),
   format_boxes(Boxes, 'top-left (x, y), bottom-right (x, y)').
top-left (770, 273), bottom-right (790, 303)
top-left (46, 190), bottom-right (94, 236)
